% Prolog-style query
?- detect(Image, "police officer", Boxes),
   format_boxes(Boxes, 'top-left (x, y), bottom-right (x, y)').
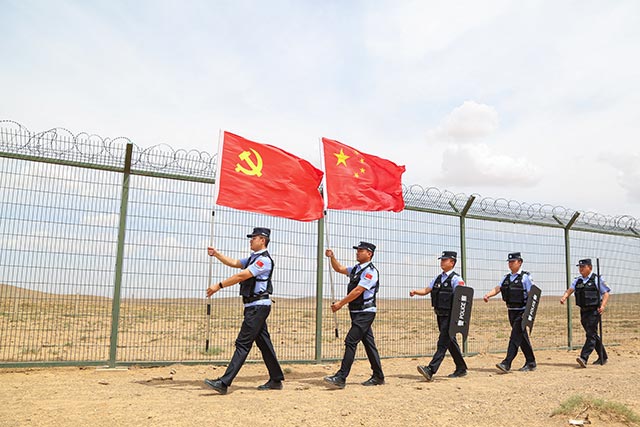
top-left (323, 241), bottom-right (384, 389)
top-left (483, 252), bottom-right (537, 373)
top-left (560, 258), bottom-right (610, 367)
top-left (203, 227), bottom-right (284, 394)
top-left (410, 251), bottom-right (468, 381)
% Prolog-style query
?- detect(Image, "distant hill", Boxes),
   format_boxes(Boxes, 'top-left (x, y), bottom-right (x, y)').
top-left (0, 283), bottom-right (111, 303)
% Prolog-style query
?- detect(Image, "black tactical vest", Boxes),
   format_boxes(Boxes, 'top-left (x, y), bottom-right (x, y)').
top-left (431, 272), bottom-right (458, 315)
top-left (239, 251), bottom-right (274, 303)
top-left (347, 263), bottom-right (379, 311)
top-left (574, 274), bottom-right (600, 309)
top-left (500, 271), bottom-right (528, 309)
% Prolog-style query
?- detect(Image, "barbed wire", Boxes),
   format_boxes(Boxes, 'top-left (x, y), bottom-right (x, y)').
top-left (0, 120), bottom-right (216, 178)
top-left (402, 184), bottom-right (639, 233)
top-left (1, 120), bottom-right (638, 234)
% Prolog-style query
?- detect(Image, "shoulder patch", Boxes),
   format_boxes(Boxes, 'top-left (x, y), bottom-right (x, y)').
top-left (458, 280), bottom-right (465, 286)
top-left (365, 273), bottom-right (373, 280)
top-left (256, 260), bottom-right (264, 268)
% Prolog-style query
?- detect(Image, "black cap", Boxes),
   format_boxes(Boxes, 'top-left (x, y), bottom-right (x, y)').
top-left (576, 258), bottom-right (592, 267)
top-left (246, 227), bottom-right (271, 238)
top-left (507, 252), bottom-right (523, 261)
top-left (438, 251), bottom-right (457, 260)
top-left (353, 241), bottom-right (376, 253)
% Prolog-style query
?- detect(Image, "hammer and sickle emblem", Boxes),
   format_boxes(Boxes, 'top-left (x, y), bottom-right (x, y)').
top-left (235, 149), bottom-right (263, 177)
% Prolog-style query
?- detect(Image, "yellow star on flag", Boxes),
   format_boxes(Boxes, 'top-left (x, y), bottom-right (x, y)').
top-left (334, 149), bottom-right (350, 167)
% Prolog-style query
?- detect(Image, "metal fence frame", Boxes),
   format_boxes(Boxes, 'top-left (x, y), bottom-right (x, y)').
top-left (1, 121), bottom-right (639, 368)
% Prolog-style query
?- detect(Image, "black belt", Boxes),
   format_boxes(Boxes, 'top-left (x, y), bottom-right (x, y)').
top-left (507, 304), bottom-right (526, 309)
top-left (349, 302), bottom-right (376, 311)
top-left (242, 294), bottom-right (271, 304)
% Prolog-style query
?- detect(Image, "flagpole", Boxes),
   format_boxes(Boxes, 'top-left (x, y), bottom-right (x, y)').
top-left (324, 212), bottom-right (340, 338)
top-left (206, 129), bottom-right (224, 352)
top-left (319, 137), bottom-right (339, 338)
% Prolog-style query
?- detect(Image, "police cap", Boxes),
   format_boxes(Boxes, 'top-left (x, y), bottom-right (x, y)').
top-left (353, 241), bottom-right (376, 253)
top-left (438, 251), bottom-right (457, 260)
top-left (507, 252), bottom-right (523, 261)
top-left (247, 227), bottom-right (271, 238)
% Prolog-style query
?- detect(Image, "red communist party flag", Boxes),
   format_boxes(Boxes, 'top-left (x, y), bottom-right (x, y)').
top-left (215, 132), bottom-right (324, 221)
top-left (322, 138), bottom-right (405, 212)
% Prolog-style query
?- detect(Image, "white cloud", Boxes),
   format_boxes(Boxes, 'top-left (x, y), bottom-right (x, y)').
top-left (424, 101), bottom-right (538, 187)
top-left (438, 143), bottom-right (540, 187)
top-left (427, 101), bottom-right (499, 142)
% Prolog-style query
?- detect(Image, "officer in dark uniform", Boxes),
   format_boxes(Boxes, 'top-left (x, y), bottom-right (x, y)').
top-left (483, 252), bottom-right (537, 373)
top-left (560, 258), bottom-right (610, 367)
top-left (203, 227), bottom-right (284, 394)
top-left (323, 241), bottom-right (384, 389)
top-left (410, 251), bottom-right (468, 381)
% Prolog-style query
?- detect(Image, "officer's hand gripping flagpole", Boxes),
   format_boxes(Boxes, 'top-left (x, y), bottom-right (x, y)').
top-left (596, 258), bottom-right (604, 360)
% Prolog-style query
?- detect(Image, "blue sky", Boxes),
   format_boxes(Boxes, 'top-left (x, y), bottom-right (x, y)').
top-left (2, 0), bottom-right (640, 218)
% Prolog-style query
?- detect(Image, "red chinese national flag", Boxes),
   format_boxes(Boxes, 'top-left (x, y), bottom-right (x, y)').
top-left (322, 138), bottom-right (405, 212)
top-left (215, 132), bottom-right (324, 221)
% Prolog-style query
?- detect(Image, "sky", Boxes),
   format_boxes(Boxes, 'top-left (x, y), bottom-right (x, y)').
top-left (2, 0), bottom-right (640, 219)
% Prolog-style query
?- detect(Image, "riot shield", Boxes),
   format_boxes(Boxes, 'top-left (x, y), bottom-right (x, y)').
top-left (522, 284), bottom-right (542, 334)
top-left (449, 286), bottom-right (474, 341)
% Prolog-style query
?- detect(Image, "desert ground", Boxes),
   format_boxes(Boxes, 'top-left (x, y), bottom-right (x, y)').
top-left (2, 285), bottom-right (640, 426)
top-left (2, 340), bottom-right (640, 427)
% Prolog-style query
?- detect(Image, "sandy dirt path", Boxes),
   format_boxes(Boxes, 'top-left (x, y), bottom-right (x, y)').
top-left (2, 341), bottom-right (639, 427)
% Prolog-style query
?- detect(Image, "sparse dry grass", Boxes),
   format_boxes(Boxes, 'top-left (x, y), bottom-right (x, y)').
top-left (1, 283), bottom-right (639, 364)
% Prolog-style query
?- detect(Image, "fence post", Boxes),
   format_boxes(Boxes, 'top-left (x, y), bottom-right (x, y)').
top-left (556, 212), bottom-right (580, 350)
top-left (315, 217), bottom-right (325, 362)
top-left (108, 143), bottom-right (133, 367)
top-left (458, 196), bottom-right (475, 354)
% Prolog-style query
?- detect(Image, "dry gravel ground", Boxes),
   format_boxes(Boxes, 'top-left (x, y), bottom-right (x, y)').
top-left (2, 340), bottom-right (640, 427)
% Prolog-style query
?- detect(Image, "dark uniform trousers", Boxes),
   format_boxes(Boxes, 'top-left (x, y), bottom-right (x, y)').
top-left (219, 305), bottom-right (284, 386)
top-left (580, 308), bottom-right (608, 362)
top-left (503, 309), bottom-right (535, 368)
top-left (428, 314), bottom-right (467, 374)
top-left (336, 311), bottom-right (384, 380)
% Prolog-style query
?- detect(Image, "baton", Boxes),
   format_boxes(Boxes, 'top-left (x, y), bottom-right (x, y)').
top-left (596, 258), bottom-right (604, 360)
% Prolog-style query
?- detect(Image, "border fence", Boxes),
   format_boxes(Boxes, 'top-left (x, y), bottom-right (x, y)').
top-left (1, 120), bottom-right (639, 368)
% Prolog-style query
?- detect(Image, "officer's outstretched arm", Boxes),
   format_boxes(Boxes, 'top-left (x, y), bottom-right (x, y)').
top-left (483, 286), bottom-right (501, 302)
top-left (206, 269), bottom-right (253, 297)
top-left (207, 247), bottom-right (242, 268)
top-left (410, 287), bottom-right (431, 297)
top-left (224, 269), bottom-right (253, 287)
top-left (333, 285), bottom-right (366, 311)
top-left (325, 249), bottom-right (348, 275)
top-left (560, 288), bottom-right (574, 304)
